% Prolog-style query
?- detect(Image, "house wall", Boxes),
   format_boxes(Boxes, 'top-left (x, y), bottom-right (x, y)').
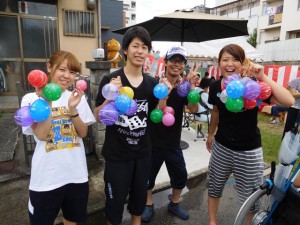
top-left (58, 0), bottom-right (98, 74)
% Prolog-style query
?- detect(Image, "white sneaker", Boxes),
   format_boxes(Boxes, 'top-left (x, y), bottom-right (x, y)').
top-left (270, 120), bottom-right (280, 125)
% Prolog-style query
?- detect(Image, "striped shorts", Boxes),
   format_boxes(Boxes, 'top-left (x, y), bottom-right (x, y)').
top-left (206, 140), bottom-right (264, 209)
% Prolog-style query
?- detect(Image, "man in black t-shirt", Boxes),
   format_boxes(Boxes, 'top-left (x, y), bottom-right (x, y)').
top-left (141, 46), bottom-right (199, 222)
top-left (94, 26), bottom-right (171, 225)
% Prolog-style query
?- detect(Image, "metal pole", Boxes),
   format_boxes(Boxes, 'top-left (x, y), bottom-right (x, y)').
top-left (97, 0), bottom-right (101, 47)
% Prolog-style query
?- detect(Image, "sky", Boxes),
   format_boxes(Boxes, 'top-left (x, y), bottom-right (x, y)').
top-left (136, 0), bottom-right (216, 55)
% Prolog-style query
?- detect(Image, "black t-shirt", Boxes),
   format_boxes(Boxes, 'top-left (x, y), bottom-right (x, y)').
top-left (208, 79), bottom-right (265, 151)
top-left (149, 87), bottom-right (188, 150)
top-left (95, 69), bottom-right (158, 160)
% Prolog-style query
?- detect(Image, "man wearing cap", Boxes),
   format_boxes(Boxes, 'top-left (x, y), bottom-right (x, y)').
top-left (142, 46), bottom-right (199, 222)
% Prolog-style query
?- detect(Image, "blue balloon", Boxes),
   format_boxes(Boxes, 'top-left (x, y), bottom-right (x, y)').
top-left (226, 80), bottom-right (245, 98)
top-left (153, 83), bottom-right (168, 99)
top-left (114, 94), bottom-right (132, 112)
top-left (30, 99), bottom-right (51, 122)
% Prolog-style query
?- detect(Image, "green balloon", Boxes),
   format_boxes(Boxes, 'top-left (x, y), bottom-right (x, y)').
top-left (150, 108), bottom-right (163, 123)
top-left (42, 83), bottom-right (62, 101)
top-left (187, 89), bottom-right (200, 104)
top-left (225, 97), bottom-right (244, 113)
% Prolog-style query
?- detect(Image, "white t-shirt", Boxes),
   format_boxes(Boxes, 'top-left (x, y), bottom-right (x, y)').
top-left (22, 91), bottom-right (96, 191)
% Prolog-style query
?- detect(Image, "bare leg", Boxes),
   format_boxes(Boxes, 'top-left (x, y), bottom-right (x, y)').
top-left (208, 196), bottom-right (220, 225)
top-left (63, 218), bottom-right (77, 225)
top-left (170, 188), bottom-right (182, 203)
top-left (293, 173), bottom-right (300, 188)
top-left (131, 215), bottom-right (141, 225)
top-left (146, 189), bottom-right (153, 205)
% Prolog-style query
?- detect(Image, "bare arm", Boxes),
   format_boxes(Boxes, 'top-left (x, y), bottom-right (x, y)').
top-left (250, 64), bottom-right (295, 106)
top-left (206, 105), bottom-right (219, 152)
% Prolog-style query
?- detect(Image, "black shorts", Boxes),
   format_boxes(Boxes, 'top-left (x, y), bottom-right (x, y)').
top-left (28, 182), bottom-right (89, 225)
top-left (104, 154), bottom-right (151, 225)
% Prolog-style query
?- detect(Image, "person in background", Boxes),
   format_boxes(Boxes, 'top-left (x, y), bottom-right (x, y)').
top-left (21, 51), bottom-right (96, 225)
top-left (204, 71), bottom-right (209, 78)
top-left (141, 46), bottom-right (199, 222)
top-left (205, 44), bottom-right (294, 225)
top-left (270, 105), bottom-right (289, 125)
top-left (283, 77), bottom-right (300, 135)
top-left (194, 77), bottom-right (213, 122)
top-left (93, 26), bottom-right (171, 225)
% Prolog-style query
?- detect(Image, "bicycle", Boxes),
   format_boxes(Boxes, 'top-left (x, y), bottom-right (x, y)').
top-left (234, 118), bottom-right (300, 225)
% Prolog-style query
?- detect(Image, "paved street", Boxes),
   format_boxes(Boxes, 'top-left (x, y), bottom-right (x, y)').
top-left (79, 174), bottom-right (241, 225)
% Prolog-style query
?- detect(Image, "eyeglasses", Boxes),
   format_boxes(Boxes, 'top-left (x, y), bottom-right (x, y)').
top-left (169, 58), bottom-right (186, 65)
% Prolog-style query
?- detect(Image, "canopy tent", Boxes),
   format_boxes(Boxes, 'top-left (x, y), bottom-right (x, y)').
top-left (183, 36), bottom-right (264, 61)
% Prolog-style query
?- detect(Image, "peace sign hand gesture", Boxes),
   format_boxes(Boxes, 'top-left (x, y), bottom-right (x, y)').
top-left (186, 64), bottom-right (200, 89)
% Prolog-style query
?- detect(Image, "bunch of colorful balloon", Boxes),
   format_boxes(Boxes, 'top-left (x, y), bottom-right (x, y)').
top-left (220, 74), bottom-right (271, 112)
top-left (150, 83), bottom-right (175, 126)
top-left (177, 80), bottom-right (200, 104)
top-left (14, 70), bottom-right (62, 126)
top-left (99, 83), bottom-right (137, 126)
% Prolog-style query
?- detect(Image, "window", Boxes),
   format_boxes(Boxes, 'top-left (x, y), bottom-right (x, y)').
top-left (288, 30), bottom-right (300, 39)
top-left (298, 0), bottom-right (300, 10)
top-left (220, 10), bottom-right (226, 16)
top-left (131, 1), bottom-right (136, 8)
top-left (131, 14), bottom-right (136, 20)
top-left (63, 9), bottom-right (95, 37)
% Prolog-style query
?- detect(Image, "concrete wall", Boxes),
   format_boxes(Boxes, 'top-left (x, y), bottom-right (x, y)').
top-left (58, 0), bottom-right (98, 75)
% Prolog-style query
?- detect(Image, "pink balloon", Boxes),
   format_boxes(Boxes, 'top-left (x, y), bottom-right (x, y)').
top-left (76, 80), bottom-right (87, 91)
top-left (162, 106), bottom-right (174, 115)
top-left (162, 113), bottom-right (175, 126)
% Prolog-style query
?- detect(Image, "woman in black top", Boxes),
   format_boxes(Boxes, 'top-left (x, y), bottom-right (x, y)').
top-left (205, 44), bottom-right (294, 225)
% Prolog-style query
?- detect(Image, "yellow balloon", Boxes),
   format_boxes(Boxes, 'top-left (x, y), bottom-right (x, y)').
top-left (119, 86), bottom-right (134, 99)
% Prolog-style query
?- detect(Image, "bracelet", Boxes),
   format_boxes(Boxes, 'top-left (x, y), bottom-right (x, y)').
top-left (70, 113), bottom-right (79, 118)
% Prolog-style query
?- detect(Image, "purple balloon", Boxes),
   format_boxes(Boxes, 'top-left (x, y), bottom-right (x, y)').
top-left (125, 100), bottom-right (138, 116)
top-left (243, 80), bottom-right (261, 100)
top-left (102, 83), bottom-right (119, 100)
top-left (14, 106), bottom-right (34, 126)
top-left (99, 102), bottom-right (119, 126)
top-left (223, 74), bottom-right (241, 89)
top-left (177, 81), bottom-right (191, 97)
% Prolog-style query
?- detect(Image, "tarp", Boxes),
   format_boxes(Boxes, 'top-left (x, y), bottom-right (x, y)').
top-left (183, 36), bottom-right (264, 61)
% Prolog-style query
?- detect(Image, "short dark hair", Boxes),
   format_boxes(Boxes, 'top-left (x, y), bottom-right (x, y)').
top-left (199, 77), bottom-right (212, 89)
top-left (122, 26), bottom-right (152, 56)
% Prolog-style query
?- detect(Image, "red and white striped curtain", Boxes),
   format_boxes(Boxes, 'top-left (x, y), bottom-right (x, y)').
top-left (208, 65), bottom-right (300, 86)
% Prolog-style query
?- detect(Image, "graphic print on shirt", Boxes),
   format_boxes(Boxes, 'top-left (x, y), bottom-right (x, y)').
top-left (45, 106), bottom-right (80, 152)
top-left (116, 99), bottom-right (148, 146)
